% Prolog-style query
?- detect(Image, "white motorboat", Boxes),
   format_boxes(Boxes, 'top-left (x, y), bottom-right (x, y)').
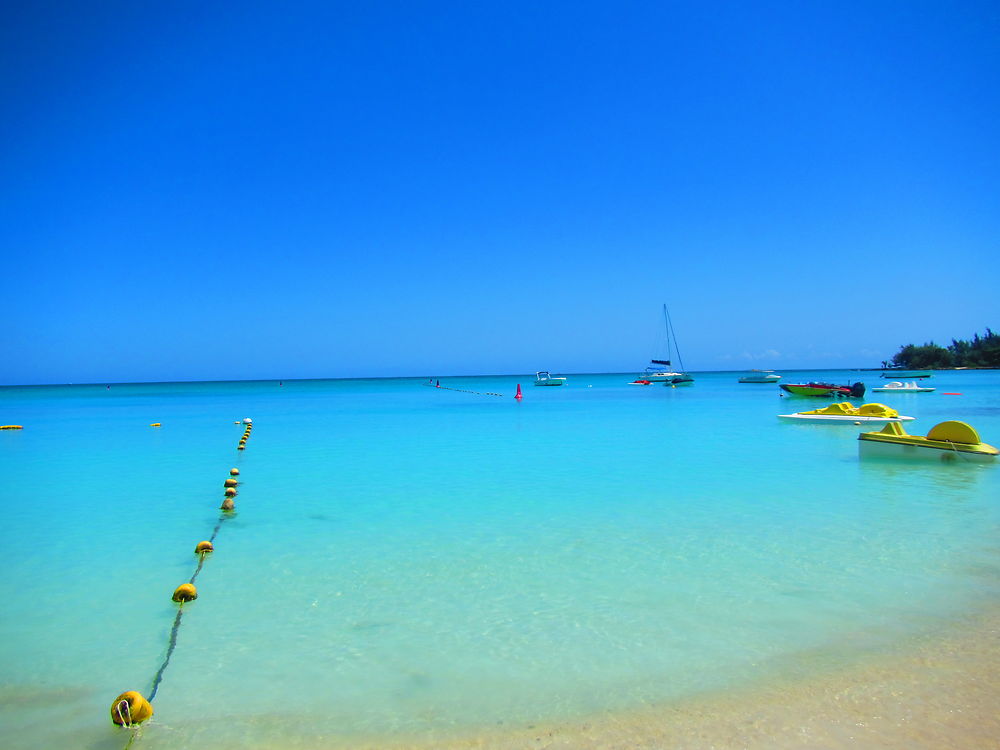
top-left (871, 381), bottom-right (935, 393)
top-left (739, 370), bottom-right (781, 383)
top-left (778, 402), bottom-right (914, 425)
top-left (534, 371), bottom-right (566, 386)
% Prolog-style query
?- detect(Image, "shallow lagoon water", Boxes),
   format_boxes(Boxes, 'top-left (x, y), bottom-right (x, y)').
top-left (0, 370), bottom-right (998, 748)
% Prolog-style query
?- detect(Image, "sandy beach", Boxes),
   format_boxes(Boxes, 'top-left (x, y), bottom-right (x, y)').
top-left (345, 607), bottom-right (1000, 750)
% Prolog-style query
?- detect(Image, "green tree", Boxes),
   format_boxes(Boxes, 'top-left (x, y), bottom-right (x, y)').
top-left (890, 328), bottom-right (999, 368)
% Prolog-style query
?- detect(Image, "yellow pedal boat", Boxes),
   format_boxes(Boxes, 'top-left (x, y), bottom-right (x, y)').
top-left (777, 402), bottom-right (913, 425)
top-left (859, 420), bottom-right (998, 463)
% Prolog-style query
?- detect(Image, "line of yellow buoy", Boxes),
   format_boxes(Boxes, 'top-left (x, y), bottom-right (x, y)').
top-left (110, 422), bottom-right (253, 736)
top-left (424, 383), bottom-right (504, 397)
top-left (237, 418), bottom-right (253, 450)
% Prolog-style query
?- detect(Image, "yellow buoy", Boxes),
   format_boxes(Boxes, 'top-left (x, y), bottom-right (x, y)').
top-left (110, 690), bottom-right (153, 726)
top-left (221, 498), bottom-right (235, 511)
top-left (237, 445), bottom-right (245, 451)
top-left (150, 423), bottom-right (161, 427)
top-left (224, 487), bottom-right (237, 497)
top-left (224, 478), bottom-right (238, 487)
top-left (195, 540), bottom-right (214, 554)
top-left (172, 583), bottom-right (197, 602)
top-left (230, 468), bottom-right (240, 476)
top-left (0, 425), bottom-right (25, 430)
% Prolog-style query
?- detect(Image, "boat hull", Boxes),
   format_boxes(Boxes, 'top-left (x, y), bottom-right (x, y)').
top-left (859, 437), bottom-right (997, 462)
top-left (780, 384), bottom-right (847, 397)
top-left (534, 380), bottom-right (565, 386)
top-left (664, 377), bottom-right (694, 386)
top-left (739, 376), bottom-right (781, 383)
top-left (778, 415), bottom-right (914, 424)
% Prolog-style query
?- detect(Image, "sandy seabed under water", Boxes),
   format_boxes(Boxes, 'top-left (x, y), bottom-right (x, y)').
top-left (273, 607), bottom-right (1000, 750)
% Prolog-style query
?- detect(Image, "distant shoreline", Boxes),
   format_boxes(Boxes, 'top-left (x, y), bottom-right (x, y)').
top-left (2, 367), bottom-right (999, 388)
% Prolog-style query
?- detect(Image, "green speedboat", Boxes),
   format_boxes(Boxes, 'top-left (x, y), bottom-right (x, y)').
top-left (779, 381), bottom-right (866, 398)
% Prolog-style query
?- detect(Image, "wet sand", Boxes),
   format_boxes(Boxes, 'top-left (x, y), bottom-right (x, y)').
top-left (347, 608), bottom-right (1000, 750)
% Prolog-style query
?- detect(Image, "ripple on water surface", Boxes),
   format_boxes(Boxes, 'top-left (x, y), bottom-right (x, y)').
top-left (0, 371), bottom-right (998, 748)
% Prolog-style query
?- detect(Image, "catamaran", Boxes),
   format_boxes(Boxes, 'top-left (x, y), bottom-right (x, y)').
top-left (631, 304), bottom-right (693, 386)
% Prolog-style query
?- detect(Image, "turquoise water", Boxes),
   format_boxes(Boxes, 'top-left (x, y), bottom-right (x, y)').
top-left (1, 370), bottom-right (998, 748)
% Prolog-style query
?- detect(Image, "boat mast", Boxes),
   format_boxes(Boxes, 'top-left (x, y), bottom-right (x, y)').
top-left (663, 303), bottom-right (686, 373)
top-left (661, 304), bottom-right (672, 366)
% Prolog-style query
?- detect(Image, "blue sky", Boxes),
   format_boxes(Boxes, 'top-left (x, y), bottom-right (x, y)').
top-left (2, 1), bottom-right (997, 384)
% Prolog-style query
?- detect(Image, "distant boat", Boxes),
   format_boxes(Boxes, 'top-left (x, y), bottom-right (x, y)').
top-left (631, 304), bottom-right (694, 386)
top-left (880, 370), bottom-right (932, 379)
top-left (739, 370), bottom-right (781, 383)
top-left (872, 381), bottom-right (935, 393)
top-left (534, 371), bottom-right (566, 386)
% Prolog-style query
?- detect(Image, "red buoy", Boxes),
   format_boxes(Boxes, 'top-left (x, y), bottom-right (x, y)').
top-left (514, 384), bottom-right (523, 400)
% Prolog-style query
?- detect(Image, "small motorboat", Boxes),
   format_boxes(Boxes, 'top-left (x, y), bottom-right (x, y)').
top-left (780, 381), bottom-right (866, 398)
top-left (871, 381), bottom-right (936, 393)
top-left (628, 379), bottom-right (653, 385)
top-left (778, 402), bottom-right (913, 424)
top-left (534, 371), bottom-right (566, 386)
top-left (859, 420), bottom-right (997, 462)
top-left (739, 370), bottom-right (781, 383)
top-left (880, 370), bottom-right (932, 379)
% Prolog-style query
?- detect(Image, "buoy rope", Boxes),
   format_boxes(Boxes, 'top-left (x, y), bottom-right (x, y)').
top-left (148, 507), bottom-right (233, 702)
top-left (117, 426), bottom-right (252, 747)
top-left (188, 515), bottom-right (229, 584)
top-left (114, 699), bottom-right (132, 727)
top-left (147, 607), bottom-right (183, 702)
top-left (423, 383), bottom-right (504, 397)
top-left (121, 721), bottom-right (141, 750)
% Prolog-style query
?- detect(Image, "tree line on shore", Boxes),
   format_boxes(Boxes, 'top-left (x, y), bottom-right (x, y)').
top-left (883, 328), bottom-right (1000, 369)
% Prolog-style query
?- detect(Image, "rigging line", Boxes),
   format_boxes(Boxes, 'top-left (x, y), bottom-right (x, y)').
top-left (664, 305), bottom-right (686, 372)
top-left (662, 304), bottom-right (672, 365)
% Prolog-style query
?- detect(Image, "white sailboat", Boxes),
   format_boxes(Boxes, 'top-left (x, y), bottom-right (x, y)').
top-left (633, 304), bottom-right (694, 386)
